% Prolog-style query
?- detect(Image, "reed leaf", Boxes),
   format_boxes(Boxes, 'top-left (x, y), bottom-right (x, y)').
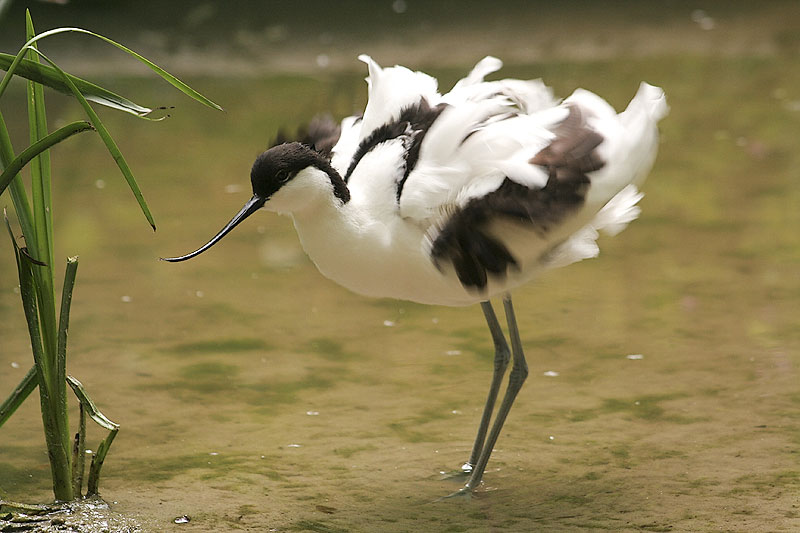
top-left (5, 207), bottom-right (73, 499)
top-left (65, 376), bottom-right (119, 432)
top-left (24, 12), bottom-right (73, 501)
top-left (4, 209), bottom-right (48, 395)
top-left (0, 109), bottom-right (35, 248)
top-left (66, 375), bottom-right (119, 496)
top-left (0, 121), bottom-right (93, 197)
top-left (71, 402), bottom-right (86, 496)
top-left (0, 53), bottom-right (153, 116)
top-left (29, 47), bottom-right (156, 230)
top-left (57, 257), bottom-right (78, 415)
top-left (1, 27), bottom-right (222, 112)
top-left (0, 365), bottom-right (37, 428)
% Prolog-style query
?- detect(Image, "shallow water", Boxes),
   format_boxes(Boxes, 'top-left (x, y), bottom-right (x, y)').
top-left (1, 7), bottom-right (800, 532)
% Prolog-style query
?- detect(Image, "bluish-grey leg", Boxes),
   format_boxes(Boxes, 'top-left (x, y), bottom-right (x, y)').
top-left (463, 293), bottom-right (528, 491)
top-left (461, 300), bottom-right (511, 474)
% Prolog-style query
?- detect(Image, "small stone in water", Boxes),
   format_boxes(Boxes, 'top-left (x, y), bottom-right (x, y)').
top-left (174, 515), bottom-right (191, 524)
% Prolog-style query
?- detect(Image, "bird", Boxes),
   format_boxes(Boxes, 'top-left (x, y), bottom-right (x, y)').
top-left (163, 55), bottom-right (667, 496)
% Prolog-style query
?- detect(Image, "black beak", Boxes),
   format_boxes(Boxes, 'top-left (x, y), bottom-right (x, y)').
top-left (161, 195), bottom-right (266, 262)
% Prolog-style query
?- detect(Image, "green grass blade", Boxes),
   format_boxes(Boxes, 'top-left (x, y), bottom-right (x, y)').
top-left (71, 403), bottom-right (86, 496)
top-left (0, 53), bottom-right (153, 117)
top-left (25, 12), bottom-right (73, 501)
top-left (26, 13), bottom-right (55, 270)
top-left (0, 109), bottom-right (36, 247)
top-left (0, 121), bottom-right (93, 197)
top-left (66, 376), bottom-right (119, 432)
top-left (66, 375), bottom-right (119, 496)
top-left (0, 365), bottom-right (37, 428)
top-left (5, 182), bottom-right (49, 397)
top-left (30, 48), bottom-right (156, 230)
top-left (86, 428), bottom-right (117, 497)
top-left (4, 212), bottom-right (71, 498)
top-left (57, 257), bottom-right (78, 408)
top-left (25, 13), bottom-right (59, 396)
top-left (2, 26), bottom-right (222, 112)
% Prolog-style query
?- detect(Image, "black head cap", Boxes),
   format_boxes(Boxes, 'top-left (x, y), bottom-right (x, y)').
top-left (161, 142), bottom-right (349, 263)
top-left (250, 142), bottom-right (322, 198)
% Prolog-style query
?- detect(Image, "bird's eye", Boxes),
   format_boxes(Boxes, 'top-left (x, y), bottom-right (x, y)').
top-left (276, 170), bottom-right (290, 183)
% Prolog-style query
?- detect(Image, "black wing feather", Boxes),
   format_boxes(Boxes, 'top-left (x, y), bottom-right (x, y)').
top-left (431, 105), bottom-right (605, 291)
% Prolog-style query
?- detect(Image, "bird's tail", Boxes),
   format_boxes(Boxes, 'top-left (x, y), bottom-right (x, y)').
top-left (566, 82), bottom-right (667, 209)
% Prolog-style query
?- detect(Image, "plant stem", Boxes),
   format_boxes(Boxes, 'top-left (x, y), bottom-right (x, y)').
top-left (25, 11), bottom-right (72, 502)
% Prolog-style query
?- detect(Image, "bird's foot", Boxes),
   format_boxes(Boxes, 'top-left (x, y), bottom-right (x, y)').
top-left (436, 486), bottom-right (473, 502)
top-left (438, 462), bottom-right (473, 481)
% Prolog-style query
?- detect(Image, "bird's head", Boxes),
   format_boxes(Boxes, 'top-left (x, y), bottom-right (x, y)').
top-left (162, 142), bottom-right (347, 262)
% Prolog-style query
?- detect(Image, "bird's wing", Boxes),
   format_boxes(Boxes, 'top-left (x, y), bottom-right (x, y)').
top-left (409, 82), bottom-right (666, 290)
top-left (538, 184), bottom-right (644, 269)
top-left (344, 56), bottom-right (555, 199)
top-left (356, 55), bottom-right (441, 142)
top-left (330, 114), bottom-right (364, 176)
top-left (398, 73), bottom-right (562, 222)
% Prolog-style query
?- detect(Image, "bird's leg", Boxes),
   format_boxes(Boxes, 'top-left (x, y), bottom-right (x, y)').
top-left (461, 300), bottom-right (511, 474)
top-left (463, 293), bottom-right (528, 492)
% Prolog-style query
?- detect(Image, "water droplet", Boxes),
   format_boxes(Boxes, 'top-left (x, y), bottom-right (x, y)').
top-left (383, 320), bottom-right (395, 327)
top-left (316, 54), bottom-right (330, 69)
top-left (121, 295), bottom-right (132, 303)
top-left (224, 184), bottom-right (243, 194)
top-left (626, 354), bottom-right (644, 360)
top-left (94, 179), bottom-right (106, 189)
top-left (445, 350), bottom-right (461, 356)
top-left (549, 435), bottom-right (555, 441)
top-left (392, 0), bottom-right (407, 14)
top-left (195, 290), bottom-right (204, 298)
top-left (450, 410), bottom-right (461, 415)
top-left (209, 452), bottom-right (219, 456)
top-left (543, 370), bottom-right (559, 377)
top-left (287, 443), bottom-right (302, 448)
top-left (306, 410), bottom-right (320, 416)
top-left (10, 361), bottom-right (20, 369)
